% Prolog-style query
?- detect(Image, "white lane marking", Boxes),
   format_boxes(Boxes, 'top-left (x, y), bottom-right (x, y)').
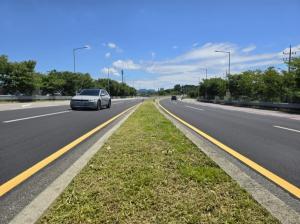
top-left (185, 105), bottom-right (204, 111)
top-left (112, 102), bottom-right (123, 104)
top-left (273, 125), bottom-right (300, 133)
top-left (21, 104), bottom-right (32, 108)
top-left (3, 111), bottom-right (70, 123)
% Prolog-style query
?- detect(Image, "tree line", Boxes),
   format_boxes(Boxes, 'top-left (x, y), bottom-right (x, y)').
top-left (0, 55), bottom-right (136, 96)
top-left (161, 57), bottom-right (300, 103)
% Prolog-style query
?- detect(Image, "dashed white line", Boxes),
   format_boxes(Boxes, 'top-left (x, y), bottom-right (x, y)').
top-left (273, 125), bottom-right (300, 133)
top-left (185, 105), bottom-right (204, 111)
top-left (3, 111), bottom-right (70, 123)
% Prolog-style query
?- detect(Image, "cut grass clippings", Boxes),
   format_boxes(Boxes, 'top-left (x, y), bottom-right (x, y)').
top-left (38, 100), bottom-right (279, 224)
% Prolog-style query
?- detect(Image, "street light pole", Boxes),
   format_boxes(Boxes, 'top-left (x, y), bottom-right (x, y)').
top-left (215, 50), bottom-right (231, 77)
top-left (73, 45), bottom-right (90, 73)
top-left (107, 67), bottom-right (110, 94)
top-left (215, 50), bottom-right (231, 99)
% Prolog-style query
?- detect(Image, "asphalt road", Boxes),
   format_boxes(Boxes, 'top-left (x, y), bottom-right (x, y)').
top-left (0, 99), bottom-right (141, 186)
top-left (160, 99), bottom-right (300, 188)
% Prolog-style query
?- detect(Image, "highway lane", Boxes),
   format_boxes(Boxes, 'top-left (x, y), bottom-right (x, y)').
top-left (0, 99), bottom-right (141, 186)
top-left (160, 99), bottom-right (300, 188)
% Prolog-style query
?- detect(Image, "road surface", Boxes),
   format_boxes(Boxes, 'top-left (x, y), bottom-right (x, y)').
top-left (0, 99), bottom-right (141, 189)
top-left (160, 99), bottom-right (300, 189)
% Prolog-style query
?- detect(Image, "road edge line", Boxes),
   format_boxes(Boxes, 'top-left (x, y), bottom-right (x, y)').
top-left (0, 104), bottom-right (138, 197)
top-left (9, 103), bottom-right (141, 224)
top-left (155, 100), bottom-right (300, 224)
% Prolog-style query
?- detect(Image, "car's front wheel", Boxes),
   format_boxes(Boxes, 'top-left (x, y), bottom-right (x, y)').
top-left (96, 100), bottom-right (101, 111)
top-left (107, 100), bottom-right (111, 108)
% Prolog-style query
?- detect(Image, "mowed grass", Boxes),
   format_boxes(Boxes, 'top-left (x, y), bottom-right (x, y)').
top-left (38, 101), bottom-right (278, 224)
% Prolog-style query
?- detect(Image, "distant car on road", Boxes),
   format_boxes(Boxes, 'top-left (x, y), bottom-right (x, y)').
top-left (171, 95), bottom-right (177, 101)
top-left (70, 88), bottom-right (111, 110)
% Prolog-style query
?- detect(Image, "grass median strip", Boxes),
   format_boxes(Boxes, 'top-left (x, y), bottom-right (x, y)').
top-left (38, 101), bottom-right (278, 223)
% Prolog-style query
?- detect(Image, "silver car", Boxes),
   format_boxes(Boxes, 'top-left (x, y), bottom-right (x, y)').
top-left (70, 89), bottom-right (111, 110)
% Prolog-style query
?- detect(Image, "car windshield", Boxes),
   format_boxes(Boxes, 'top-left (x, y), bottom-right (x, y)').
top-left (79, 89), bottom-right (100, 96)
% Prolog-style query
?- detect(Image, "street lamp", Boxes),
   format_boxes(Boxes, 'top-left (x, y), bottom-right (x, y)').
top-left (215, 50), bottom-right (231, 99)
top-left (215, 50), bottom-right (230, 77)
top-left (73, 45), bottom-right (90, 73)
top-left (107, 67), bottom-right (110, 94)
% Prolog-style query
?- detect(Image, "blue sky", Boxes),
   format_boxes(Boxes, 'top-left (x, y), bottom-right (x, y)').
top-left (0, 0), bottom-right (300, 89)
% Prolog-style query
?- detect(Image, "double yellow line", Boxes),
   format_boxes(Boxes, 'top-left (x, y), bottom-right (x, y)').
top-left (158, 101), bottom-right (300, 199)
top-left (0, 105), bottom-right (137, 197)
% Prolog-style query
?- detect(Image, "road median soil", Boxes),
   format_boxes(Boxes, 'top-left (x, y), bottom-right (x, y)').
top-left (38, 100), bottom-right (278, 223)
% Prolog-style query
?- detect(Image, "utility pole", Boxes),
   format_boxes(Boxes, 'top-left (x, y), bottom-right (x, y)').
top-left (283, 45), bottom-right (297, 73)
top-left (121, 69), bottom-right (124, 84)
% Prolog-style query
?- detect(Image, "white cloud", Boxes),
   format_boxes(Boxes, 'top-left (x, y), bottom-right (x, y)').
top-left (105, 52), bottom-right (111, 58)
top-left (103, 42), bottom-right (123, 53)
top-left (282, 44), bottom-right (300, 53)
top-left (113, 59), bottom-right (141, 70)
top-left (101, 67), bottom-right (120, 76)
top-left (109, 42), bottom-right (299, 89)
top-left (242, 44), bottom-right (256, 53)
top-left (192, 42), bottom-right (199, 47)
top-left (107, 42), bottom-right (117, 49)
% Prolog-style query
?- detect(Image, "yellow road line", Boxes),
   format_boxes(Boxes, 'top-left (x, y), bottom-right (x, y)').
top-left (0, 105), bottom-right (137, 197)
top-left (158, 101), bottom-right (300, 199)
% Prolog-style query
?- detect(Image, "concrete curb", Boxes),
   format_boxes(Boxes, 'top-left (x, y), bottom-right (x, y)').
top-left (155, 100), bottom-right (300, 224)
top-left (10, 104), bottom-right (140, 224)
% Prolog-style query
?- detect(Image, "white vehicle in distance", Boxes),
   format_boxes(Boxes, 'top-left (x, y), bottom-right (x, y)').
top-left (70, 88), bottom-right (111, 110)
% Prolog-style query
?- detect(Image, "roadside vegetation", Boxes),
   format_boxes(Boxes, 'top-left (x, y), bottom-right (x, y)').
top-left (38, 101), bottom-right (278, 223)
top-left (0, 55), bottom-right (136, 96)
top-left (160, 57), bottom-right (300, 103)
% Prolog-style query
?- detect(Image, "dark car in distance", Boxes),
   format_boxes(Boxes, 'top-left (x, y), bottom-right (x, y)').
top-left (171, 95), bottom-right (177, 101)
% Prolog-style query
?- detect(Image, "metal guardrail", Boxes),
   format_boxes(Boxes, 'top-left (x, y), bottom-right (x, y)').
top-left (197, 99), bottom-right (300, 111)
top-left (0, 95), bottom-right (72, 101)
top-left (0, 95), bottom-right (138, 101)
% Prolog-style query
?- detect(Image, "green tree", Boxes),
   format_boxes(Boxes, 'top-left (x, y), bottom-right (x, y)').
top-left (174, 84), bottom-right (181, 93)
top-left (199, 78), bottom-right (227, 100)
top-left (260, 67), bottom-right (283, 102)
top-left (0, 55), bottom-right (38, 95)
top-left (41, 71), bottom-right (66, 95)
top-left (287, 57), bottom-right (300, 102)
